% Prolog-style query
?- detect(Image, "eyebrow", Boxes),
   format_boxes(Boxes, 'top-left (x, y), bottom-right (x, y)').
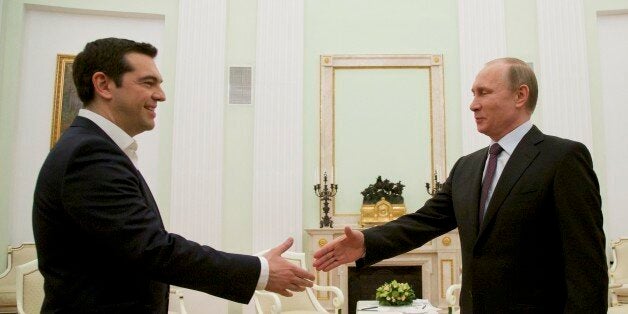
top-left (138, 75), bottom-right (163, 83)
top-left (471, 86), bottom-right (491, 95)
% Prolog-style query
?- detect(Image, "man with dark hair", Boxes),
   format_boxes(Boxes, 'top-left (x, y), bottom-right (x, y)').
top-left (33, 37), bottom-right (314, 313)
top-left (314, 58), bottom-right (607, 313)
top-left (72, 38), bottom-right (158, 103)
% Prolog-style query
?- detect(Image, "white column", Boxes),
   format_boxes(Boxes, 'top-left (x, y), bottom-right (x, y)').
top-left (252, 0), bottom-right (304, 253)
top-left (536, 0), bottom-right (593, 149)
top-left (458, 0), bottom-right (507, 154)
top-left (597, 13), bottom-right (628, 244)
top-left (170, 0), bottom-right (228, 311)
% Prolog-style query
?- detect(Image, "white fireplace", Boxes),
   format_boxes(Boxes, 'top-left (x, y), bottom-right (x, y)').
top-left (305, 228), bottom-right (461, 313)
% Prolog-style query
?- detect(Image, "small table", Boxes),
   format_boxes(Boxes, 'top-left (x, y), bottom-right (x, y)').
top-left (356, 300), bottom-right (443, 314)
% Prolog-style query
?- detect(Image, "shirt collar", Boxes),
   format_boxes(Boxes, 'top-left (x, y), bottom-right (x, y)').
top-left (492, 120), bottom-right (533, 156)
top-left (78, 109), bottom-right (137, 153)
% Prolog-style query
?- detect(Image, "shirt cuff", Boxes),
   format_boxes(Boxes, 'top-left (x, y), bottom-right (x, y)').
top-left (256, 256), bottom-right (269, 290)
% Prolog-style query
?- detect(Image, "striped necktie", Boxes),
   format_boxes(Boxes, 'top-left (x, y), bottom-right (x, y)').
top-left (479, 143), bottom-right (503, 224)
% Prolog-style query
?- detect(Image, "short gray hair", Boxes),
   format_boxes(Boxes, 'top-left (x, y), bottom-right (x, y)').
top-left (487, 58), bottom-right (538, 112)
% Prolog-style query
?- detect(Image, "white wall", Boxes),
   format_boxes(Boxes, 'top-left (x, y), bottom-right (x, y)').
top-left (597, 12), bottom-right (628, 242)
top-left (0, 0), bottom-right (2, 102)
top-left (9, 7), bottom-right (164, 244)
top-left (0, 1), bottom-right (3, 39)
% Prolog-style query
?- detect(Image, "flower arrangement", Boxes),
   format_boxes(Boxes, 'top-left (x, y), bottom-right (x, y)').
top-left (375, 280), bottom-right (416, 306)
top-left (361, 176), bottom-right (405, 204)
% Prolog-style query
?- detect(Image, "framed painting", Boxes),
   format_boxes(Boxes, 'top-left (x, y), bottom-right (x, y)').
top-left (51, 54), bottom-right (82, 148)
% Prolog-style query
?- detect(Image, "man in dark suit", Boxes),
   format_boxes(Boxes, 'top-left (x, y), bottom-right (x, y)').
top-left (313, 58), bottom-right (607, 313)
top-left (33, 37), bottom-right (314, 313)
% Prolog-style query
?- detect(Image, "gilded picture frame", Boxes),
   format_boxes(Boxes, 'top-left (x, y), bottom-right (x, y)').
top-left (319, 54), bottom-right (447, 223)
top-left (51, 54), bottom-right (81, 148)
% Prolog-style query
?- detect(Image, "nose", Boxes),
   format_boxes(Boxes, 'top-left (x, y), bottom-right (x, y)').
top-left (469, 98), bottom-right (479, 111)
top-left (153, 85), bottom-right (166, 102)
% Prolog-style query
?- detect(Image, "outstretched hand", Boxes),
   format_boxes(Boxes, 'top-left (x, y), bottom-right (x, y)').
top-left (263, 237), bottom-right (315, 297)
top-left (313, 226), bottom-right (365, 272)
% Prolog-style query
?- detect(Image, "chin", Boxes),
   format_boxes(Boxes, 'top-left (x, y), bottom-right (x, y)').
top-left (477, 128), bottom-right (491, 137)
top-left (144, 121), bottom-right (156, 130)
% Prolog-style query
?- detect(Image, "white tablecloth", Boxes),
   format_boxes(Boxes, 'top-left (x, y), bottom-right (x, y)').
top-left (356, 300), bottom-right (441, 314)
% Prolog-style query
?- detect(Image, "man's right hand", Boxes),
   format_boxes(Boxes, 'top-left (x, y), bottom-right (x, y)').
top-left (263, 238), bottom-right (315, 297)
top-left (313, 226), bottom-right (365, 272)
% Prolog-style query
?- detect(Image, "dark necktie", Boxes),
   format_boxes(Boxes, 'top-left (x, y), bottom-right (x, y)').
top-left (479, 143), bottom-right (504, 224)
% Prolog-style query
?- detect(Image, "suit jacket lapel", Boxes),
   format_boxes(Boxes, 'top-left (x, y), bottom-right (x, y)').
top-left (477, 126), bottom-right (543, 238)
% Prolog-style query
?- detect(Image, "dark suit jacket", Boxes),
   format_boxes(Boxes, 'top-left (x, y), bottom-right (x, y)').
top-left (33, 117), bottom-right (261, 313)
top-left (357, 126), bottom-right (607, 313)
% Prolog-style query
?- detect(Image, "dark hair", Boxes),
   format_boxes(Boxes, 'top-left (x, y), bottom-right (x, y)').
top-left (72, 38), bottom-right (158, 105)
top-left (487, 58), bottom-right (539, 112)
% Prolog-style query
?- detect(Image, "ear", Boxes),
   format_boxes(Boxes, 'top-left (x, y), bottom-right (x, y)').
top-left (92, 72), bottom-right (114, 100)
top-left (514, 84), bottom-right (529, 109)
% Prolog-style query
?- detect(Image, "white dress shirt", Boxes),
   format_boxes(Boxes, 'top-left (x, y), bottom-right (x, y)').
top-left (78, 109), bottom-right (269, 290)
top-left (481, 120), bottom-right (533, 215)
top-left (79, 109), bottom-right (138, 167)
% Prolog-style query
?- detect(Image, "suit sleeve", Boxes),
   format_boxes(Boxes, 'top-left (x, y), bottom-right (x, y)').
top-left (358, 160), bottom-right (460, 267)
top-left (61, 138), bottom-right (260, 303)
top-left (553, 142), bottom-right (607, 313)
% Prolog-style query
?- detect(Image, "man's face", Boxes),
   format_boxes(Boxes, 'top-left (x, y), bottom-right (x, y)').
top-left (109, 52), bottom-right (165, 137)
top-left (470, 63), bottom-right (525, 141)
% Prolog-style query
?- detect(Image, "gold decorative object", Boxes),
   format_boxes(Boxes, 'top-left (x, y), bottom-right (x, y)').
top-left (433, 56), bottom-right (440, 64)
top-left (425, 171), bottom-right (444, 196)
top-left (318, 238), bottom-right (328, 247)
top-left (440, 259), bottom-right (454, 298)
top-left (314, 172), bottom-right (338, 228)
top-left (360, 197), bottom-right (406, 227)
top-left (51, 54), bottom-right (81, 148)
top-left (359, 176), bottom-right (406, 226)
top-left (442, 236), bottom-right (451, 246)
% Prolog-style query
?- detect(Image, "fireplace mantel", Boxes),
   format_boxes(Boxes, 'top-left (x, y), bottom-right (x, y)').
top-left (305, 228), bottom-right (461, 313)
